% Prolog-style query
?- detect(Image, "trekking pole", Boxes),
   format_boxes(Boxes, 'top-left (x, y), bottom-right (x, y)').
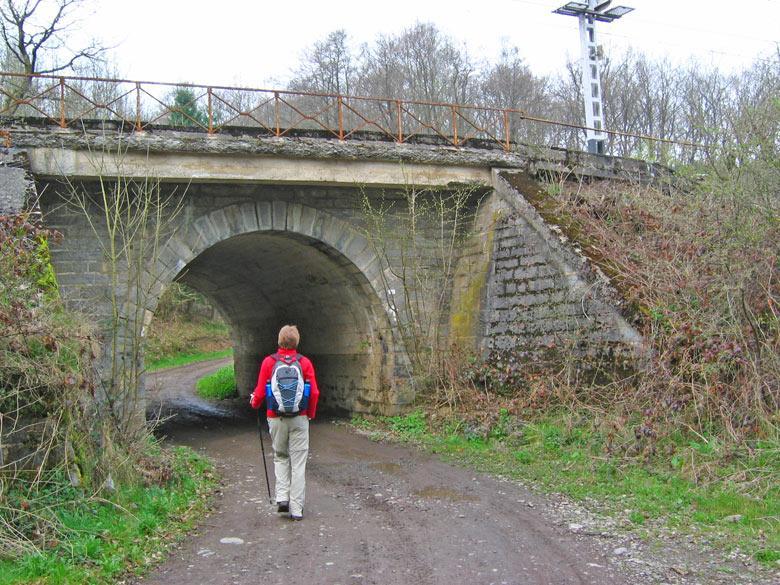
top-left (257, 410), bottom-right (273, 504)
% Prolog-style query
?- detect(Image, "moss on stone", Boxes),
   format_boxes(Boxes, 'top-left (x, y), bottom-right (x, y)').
top-left (499, 170), bottom-right (640, 322)
top-left (450, 259), bottom-right (490, 343)
top-left (449, 209), bottom-right (499, 347)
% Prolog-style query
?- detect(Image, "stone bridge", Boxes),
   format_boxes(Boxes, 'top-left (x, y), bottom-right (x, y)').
top-left (1, 126), bottom-right (653, 415)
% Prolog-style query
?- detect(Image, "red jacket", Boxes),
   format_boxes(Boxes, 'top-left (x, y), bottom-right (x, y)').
top-left (250, 347), bottom-right (320, 419)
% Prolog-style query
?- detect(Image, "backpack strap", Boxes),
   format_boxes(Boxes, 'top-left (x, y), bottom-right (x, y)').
top-left (273, 352), bottom-right (300, 365)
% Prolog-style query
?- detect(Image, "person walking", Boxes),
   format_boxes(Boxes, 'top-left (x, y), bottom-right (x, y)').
top-left (250, 325), bottom-right (320, 520)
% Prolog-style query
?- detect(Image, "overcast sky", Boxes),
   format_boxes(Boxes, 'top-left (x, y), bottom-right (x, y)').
top-left (82, 0), bottom-right (779, 88)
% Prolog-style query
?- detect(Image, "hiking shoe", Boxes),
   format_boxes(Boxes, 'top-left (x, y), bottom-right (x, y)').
top-left (276, 501), bottom-right (289, 513)
top-left (288, 513), bottom-right (303, 521)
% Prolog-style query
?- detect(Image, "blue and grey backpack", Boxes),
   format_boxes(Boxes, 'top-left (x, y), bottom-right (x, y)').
top-left (265, 353), bottom-right (310, 416)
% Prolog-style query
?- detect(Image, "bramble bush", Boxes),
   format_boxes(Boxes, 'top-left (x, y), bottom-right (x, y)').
top-left (551, 174), bottom-right (779, 432)
top-left (424, 98), bottom-right (779, 479)
top-left (0, 212), bottom-right (178, 559)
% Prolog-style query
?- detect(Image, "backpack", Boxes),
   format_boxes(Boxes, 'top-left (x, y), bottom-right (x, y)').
top-left (265, 353), bottom-right (310, 416)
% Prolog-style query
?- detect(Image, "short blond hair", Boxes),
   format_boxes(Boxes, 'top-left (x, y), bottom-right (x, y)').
top-left (278, 325), bottom-right (300, 349)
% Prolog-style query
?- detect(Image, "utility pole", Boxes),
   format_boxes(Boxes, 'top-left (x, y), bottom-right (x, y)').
top-left (554, 1), bottom-right (634, 154)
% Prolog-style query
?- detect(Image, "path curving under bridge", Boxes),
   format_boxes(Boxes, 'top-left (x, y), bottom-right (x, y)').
top-left (175, 229), bottom-right (395, 415)
top-left (140, 360), bottom-right (631, 585)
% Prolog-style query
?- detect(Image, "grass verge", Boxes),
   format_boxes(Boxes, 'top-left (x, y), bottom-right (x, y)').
top-left (196, 365), bottom-right (237, 400)
top-left (145, 316), bottom-right (231, 372)
top-left (351, 409), bottom-right (779, 565)
top-left (0, 446), bottom-right (217, 584)
top-left (146, 348), bottom-right (233, 372)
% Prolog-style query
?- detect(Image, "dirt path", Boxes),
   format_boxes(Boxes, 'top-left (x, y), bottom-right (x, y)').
top-left (137, 361), bottom-right (773, 585)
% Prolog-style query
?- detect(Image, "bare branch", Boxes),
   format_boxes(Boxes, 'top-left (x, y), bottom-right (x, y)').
top-left (0, 0), bottom-right (105, 77)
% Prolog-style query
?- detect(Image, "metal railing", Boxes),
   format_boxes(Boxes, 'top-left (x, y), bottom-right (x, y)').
top-left (0, 71), bottom-right (704, 155)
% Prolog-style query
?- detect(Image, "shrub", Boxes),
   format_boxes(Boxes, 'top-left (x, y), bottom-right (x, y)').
top-left (196, 365), bottom-right (237, 400)
top-left (0, 212), bottom-right (165, 559)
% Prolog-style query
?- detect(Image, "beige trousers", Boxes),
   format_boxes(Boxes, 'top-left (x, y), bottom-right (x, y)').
top-left (268, 416), bottom-right (309, 516)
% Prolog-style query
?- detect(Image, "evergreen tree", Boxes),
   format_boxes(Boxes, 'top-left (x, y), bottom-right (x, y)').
top-left (169, 87), bottom-right (208, 128)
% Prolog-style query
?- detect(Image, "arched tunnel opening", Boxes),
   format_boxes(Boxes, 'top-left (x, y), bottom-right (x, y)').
top-left (169, 230), bottom-right (395, 416)
top-left (35, 176), bottom-right (415, 418)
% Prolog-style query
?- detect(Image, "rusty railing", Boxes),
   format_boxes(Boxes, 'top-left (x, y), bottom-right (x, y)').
top-left (0, 71), bottom-right (705, 155)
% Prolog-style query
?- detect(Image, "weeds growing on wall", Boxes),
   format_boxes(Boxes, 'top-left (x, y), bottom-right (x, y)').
top-left (360, 183), bottom-right (482, 388)
top-left (0, 211), bottom-right (126, 558)
top-left (440, 162), bottom-right (778, 470)
top-left (543, 175), bottom-right (779, 434)
top-left (59, 162), bottom-right (186, 441)
top-left (1, 157), bottom-right (195, 564)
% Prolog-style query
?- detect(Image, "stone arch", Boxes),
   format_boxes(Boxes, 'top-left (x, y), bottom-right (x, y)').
top-left (151, 201), bottom-right (408, 415)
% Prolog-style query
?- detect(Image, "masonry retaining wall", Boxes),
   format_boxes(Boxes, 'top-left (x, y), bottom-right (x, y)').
top-left (0, 149), bottom-right (34, 213)
top-left (477, 170), bottom-right (644, 370)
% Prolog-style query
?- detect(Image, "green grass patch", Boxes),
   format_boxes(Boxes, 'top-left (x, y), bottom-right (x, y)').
top-left (0, 447), bottom-right (216, 584)
top-left (146, 348), bottom-right (233, 372)
top-left (353, 410), bottom-right (780, 565)
top-left (384, 409), bottom-right (428, 440)
top-left (145, 315), bottom-right (231, 372)
top-left (195, 365), bottom-right (237, 400)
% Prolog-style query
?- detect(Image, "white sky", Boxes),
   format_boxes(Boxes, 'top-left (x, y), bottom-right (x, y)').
top-left (79, 0), bottom-right (779, 88)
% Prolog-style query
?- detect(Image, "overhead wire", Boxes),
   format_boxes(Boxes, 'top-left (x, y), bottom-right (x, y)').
top-left (596, 30), bottom-right (778, 65)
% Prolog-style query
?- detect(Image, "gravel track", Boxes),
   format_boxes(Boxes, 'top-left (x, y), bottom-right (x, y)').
top-left (136, 360), bottom-right (776, 585)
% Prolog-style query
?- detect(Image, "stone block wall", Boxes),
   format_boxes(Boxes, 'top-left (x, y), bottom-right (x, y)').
top-left (36, 169), bottom-right (646, 415)
top-left (0, 149), bottom-right (35, 213)
top-left (0, 418), bottom-right (58, 473)
top-left (478, 170), bottom-right (644, 370)
top-left (448, 192), bottom-right (503, 349)
top-left (38, 180), bottom-right (461, 416)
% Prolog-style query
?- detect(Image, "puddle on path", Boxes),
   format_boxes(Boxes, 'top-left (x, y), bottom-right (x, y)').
top-left (413, 486), bottom-right (479, 502)
top-left (371, 462), bottom-right (404, 476)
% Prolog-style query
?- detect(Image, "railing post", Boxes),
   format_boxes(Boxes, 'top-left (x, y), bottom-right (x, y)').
top-left (504, 110), bottom-right (510, 151)
top-left (207, 87), bottom-right (213, 134)
top-left (274, 91), bottom-right (280, 137)
top-left (337, 95), bottom-right (344, 140)
top-left (59, 77), bottom-right (66, 128)
top-left (452, 105), bottom-right (458, 146)
top-left (135, 82), bottom-right (142, 132)
top-left (396, 100), bottom-right (403, 143)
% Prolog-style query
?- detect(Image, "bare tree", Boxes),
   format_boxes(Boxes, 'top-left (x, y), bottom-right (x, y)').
top-left (357, 23), bottom-right (477, 130)
top-left (547, 59), bottom-right (585, 150)
top-left (287, 29), bottom-right (356, 128)
top-left (480, 47), bottom-right (546, 110)
top-left (360, 184), bottom-right (480, 391)
top-left (285, 24), bottom-right (479, 136)
top-left (0, 0), bottom-right (104, 74)
top-left (479, 46), bottom-right (551, 145)
top-left (289, 29), bottom-right (355, 96)
top-left (61, 159), bottom-right (186, 439)
top-left (0, 0), bottom-right (106, 110)
top-left (358, 22), bottom-right (476, 103)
